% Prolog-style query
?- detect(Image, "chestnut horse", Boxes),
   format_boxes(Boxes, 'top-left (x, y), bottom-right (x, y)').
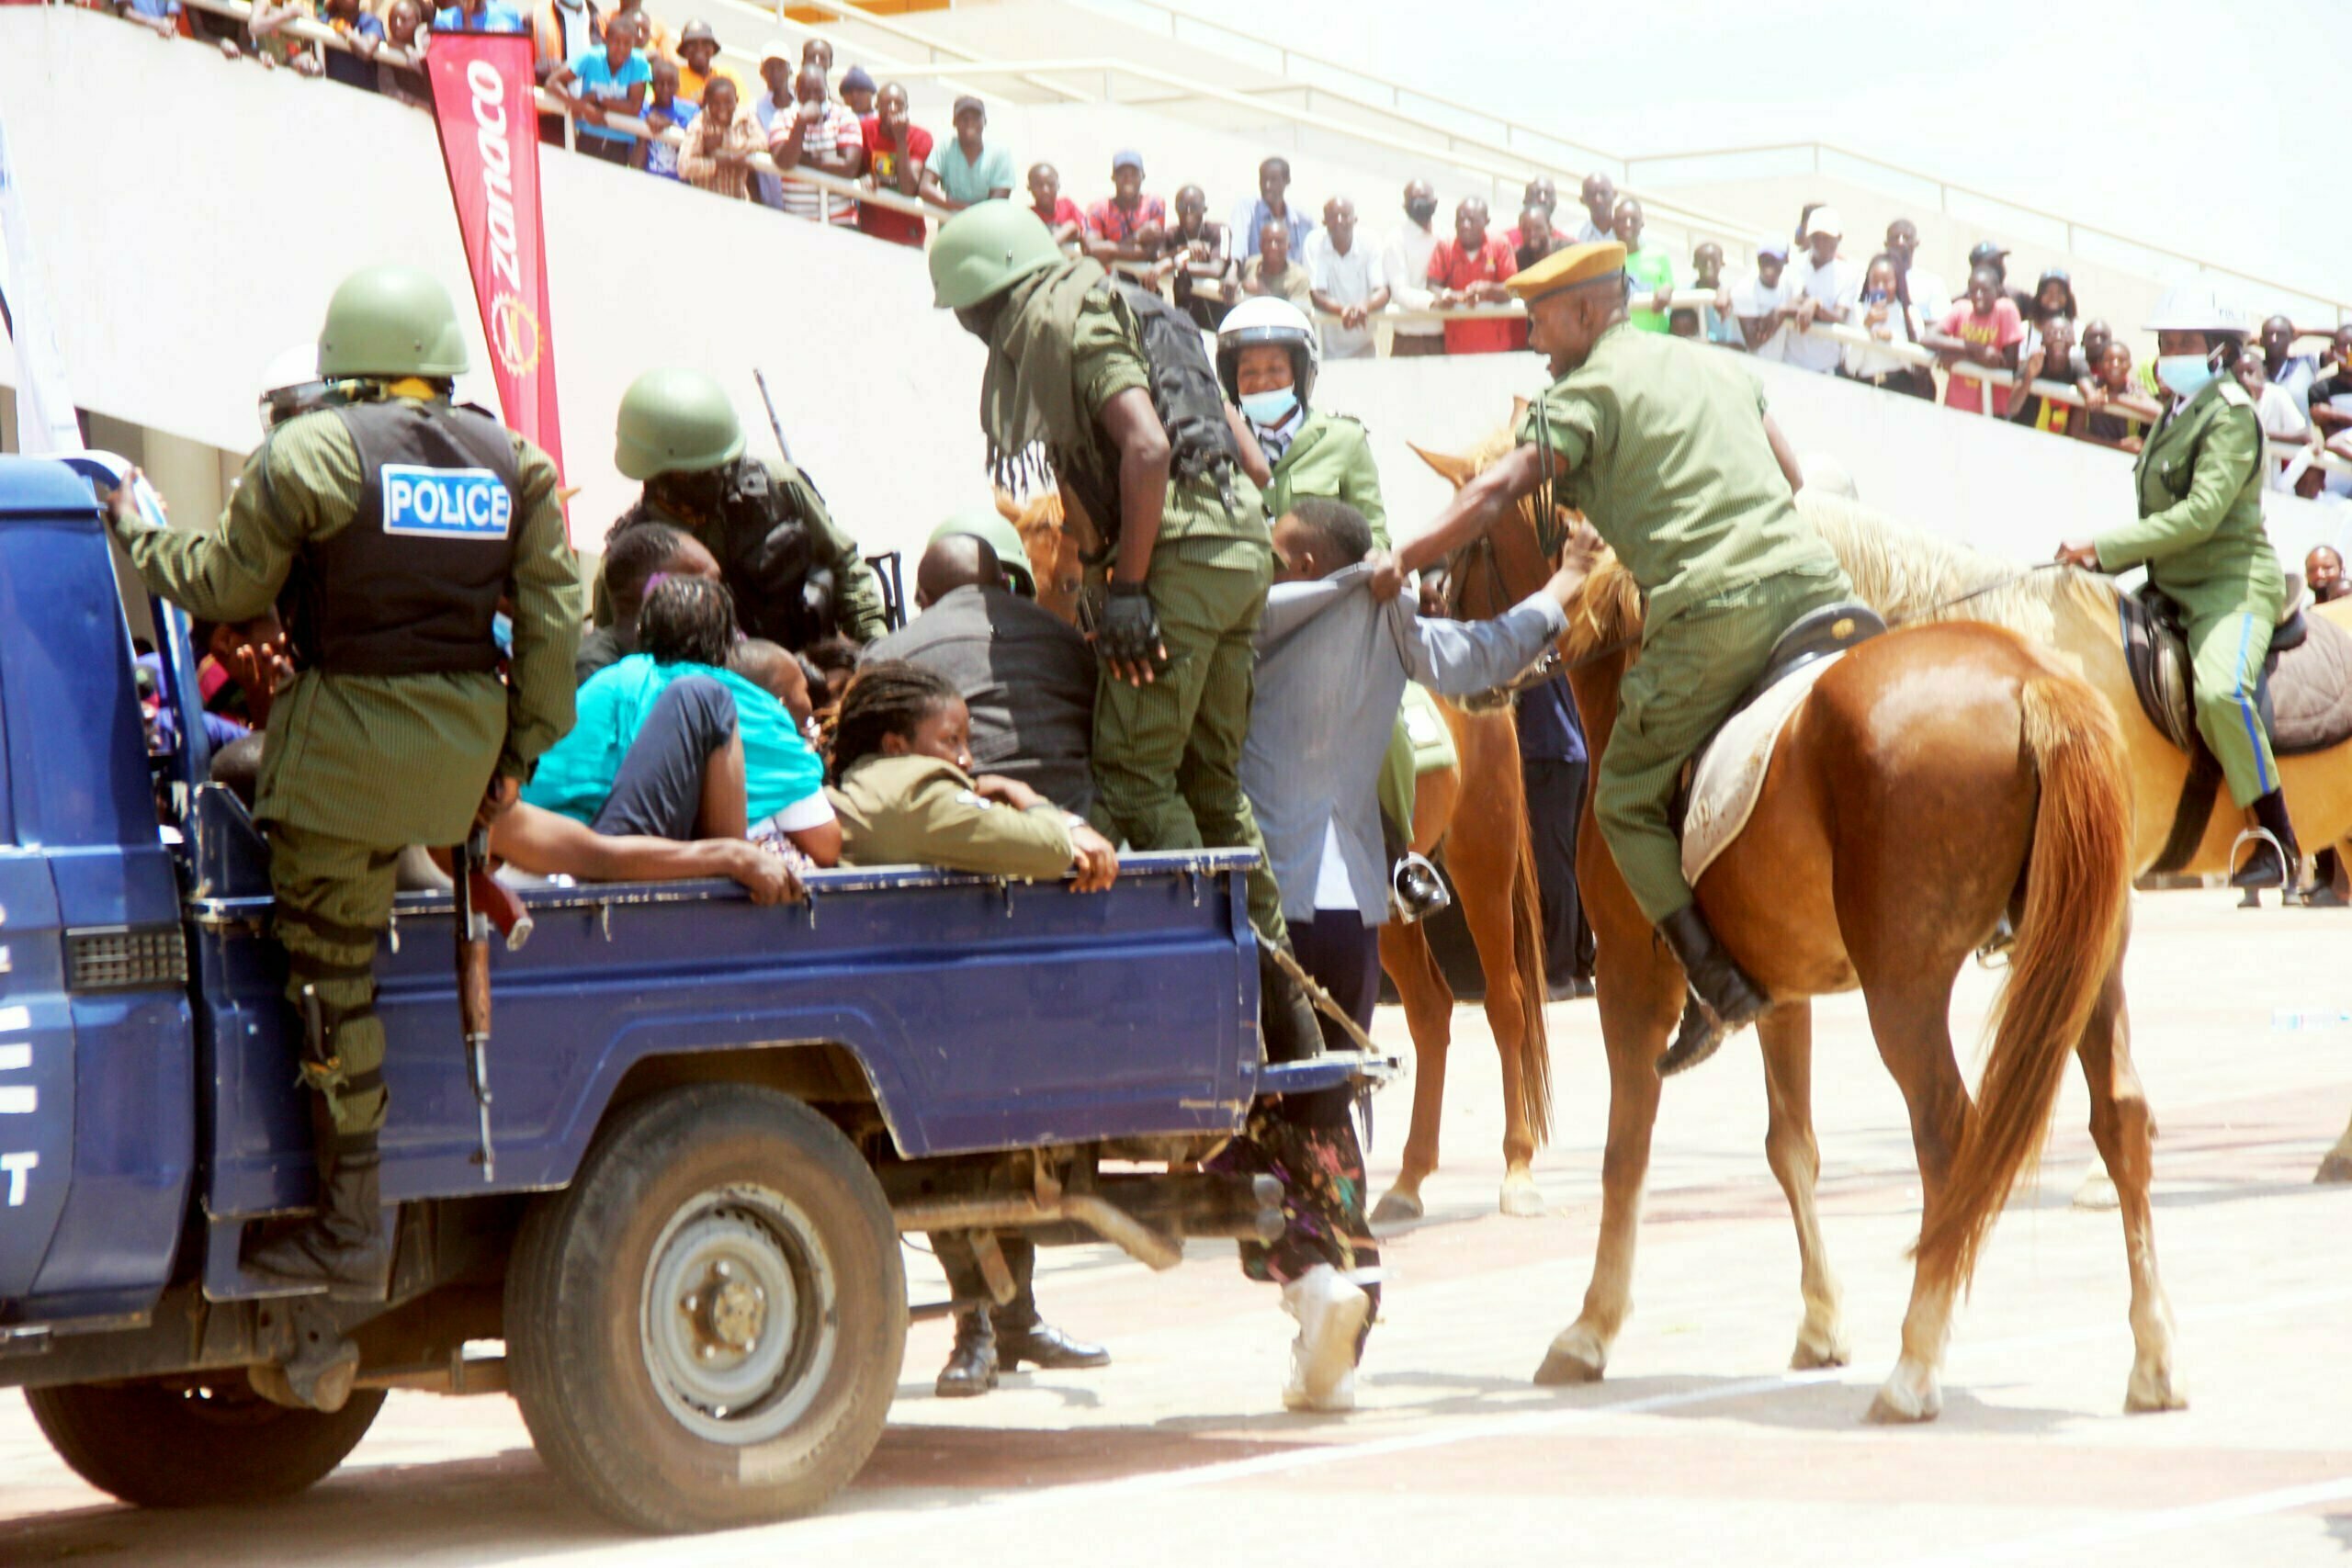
top-left (996, 487), bottom-right (1559, 1218)
top-left (1790, 491), bottom-right (2352, 1186)
top-left (1419, 432), bottom-right (2174, 1417)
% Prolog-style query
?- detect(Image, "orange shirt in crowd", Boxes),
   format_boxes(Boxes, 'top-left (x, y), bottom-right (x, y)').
top-left (1427, 236), bottom-right (1520, 355)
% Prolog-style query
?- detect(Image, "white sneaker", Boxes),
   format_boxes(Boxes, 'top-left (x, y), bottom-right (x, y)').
top-left (1281, 1265), bottom-right (1371, 1412)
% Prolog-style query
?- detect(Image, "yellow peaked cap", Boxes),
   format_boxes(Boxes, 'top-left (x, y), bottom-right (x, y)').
top-left (1506, 239), bottom-right (1626, 302)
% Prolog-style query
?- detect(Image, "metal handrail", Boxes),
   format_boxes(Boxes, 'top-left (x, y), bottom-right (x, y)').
top-left (175, 0), bottom-right (944, 222)
top-left (697, 0), bottom-right (1017, 114)
top-left (1063, 0), bottom-right (2348, 321)
top-left (765, 0), bottom-right (1091, 105)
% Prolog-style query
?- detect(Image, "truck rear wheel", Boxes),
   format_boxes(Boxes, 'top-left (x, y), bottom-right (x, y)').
top-left (27, 1378), bottom-right (385, 1507)
top-left (505, 1083), bottom-right (906, 1533)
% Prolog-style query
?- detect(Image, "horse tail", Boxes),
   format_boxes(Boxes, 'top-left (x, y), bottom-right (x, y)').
top-left (1510, 811), bottom-right (1555, 1147)
top-left (1914, 669), bottom-right (2132, 1296)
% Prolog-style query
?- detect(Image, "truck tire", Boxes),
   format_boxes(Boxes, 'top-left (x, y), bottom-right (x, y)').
top-left (505, 1083), bottom-right (906, 1533)
top-left (27, 1379), bottom-right (386, 1507)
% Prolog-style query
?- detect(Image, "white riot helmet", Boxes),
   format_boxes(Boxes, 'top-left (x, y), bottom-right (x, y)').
top-left (2143, 284), bottom-right (2247, 339)
top-left (1216, 295), bottom-right (1317, 411)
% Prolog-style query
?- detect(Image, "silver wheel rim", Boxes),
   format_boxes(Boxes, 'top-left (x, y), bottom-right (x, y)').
top-left (639, 1183), bottom-right (838, 1446)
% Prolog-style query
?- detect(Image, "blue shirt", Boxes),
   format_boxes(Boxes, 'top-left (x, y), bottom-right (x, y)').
top-left (645, 97), bottom-right (697, 179)
top-left (1228, 197), bottom-right (1315, 262)
top-left (432, 0), bottom-right (524, 30)
top-left (525, 656), bottom-right (826, 828)
top-left (1513, 674), bottom-right (1586, 765)
top-left (566, 46), bottom-right (653, 142)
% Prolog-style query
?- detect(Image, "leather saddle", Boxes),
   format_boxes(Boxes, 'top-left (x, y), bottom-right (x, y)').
top-left (2119, 585), bottom-right (2352, 760)
top-left (1673, 601), bottom-right (1886, 835)
top-left (1731, 602), bottom-right (1888, 719)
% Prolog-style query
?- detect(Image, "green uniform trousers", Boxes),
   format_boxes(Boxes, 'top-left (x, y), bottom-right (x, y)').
top-left (1092, 537), bottom-right (1286, 942)
top-left (1377, 716), bottom-right (1416, 861)
top-left (269, 823), bottom-right (402, 1140)
top-left (2186, 608), bottom-right (2279, 808)
top-left (1597, 570), bottom-right (1852, 925)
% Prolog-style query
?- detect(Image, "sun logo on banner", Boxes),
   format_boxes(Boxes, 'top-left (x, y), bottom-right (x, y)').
top-left (489, 293), bottom-right (543, 378)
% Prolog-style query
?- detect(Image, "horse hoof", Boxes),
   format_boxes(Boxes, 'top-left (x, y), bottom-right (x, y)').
top-left (2125, 1363), bottom-right (2188, 1414)
top-left (1370, 1190), bottom-right (1425, 1226)
top-left (1790, 1333), bottom-right (1850, 1371)
top-left (1498, 1178), bottom-right (1545, 1218)
top-left (1865, 1362), bottom-right (1941, 1424)
top-left (2315, 1154), bottom-right (2352, 1185)
top-left (1863, 1390), bottom-right (1938, 1425)
top-left (2072, 1171), bottom-right (2120, 1212)
top-left (1533, 1348), bottom-right (1604, 1387)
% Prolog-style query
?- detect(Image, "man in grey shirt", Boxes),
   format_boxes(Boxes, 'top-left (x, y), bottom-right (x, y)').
top-left (862, 533), bottom-right (1097, 816)
top-left (1243, 497), bottom-right (1581, 1045)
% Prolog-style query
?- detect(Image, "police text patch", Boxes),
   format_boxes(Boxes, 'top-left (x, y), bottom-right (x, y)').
top-left (381, 464), bottom-right (513, 540)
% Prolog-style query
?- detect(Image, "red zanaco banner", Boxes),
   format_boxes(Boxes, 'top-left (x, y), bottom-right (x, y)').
top-left (424, 34), bottom-right (568, 536)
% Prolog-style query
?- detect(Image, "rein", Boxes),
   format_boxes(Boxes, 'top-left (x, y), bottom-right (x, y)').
top-left (1889, 560), bottom-right (2068, 627)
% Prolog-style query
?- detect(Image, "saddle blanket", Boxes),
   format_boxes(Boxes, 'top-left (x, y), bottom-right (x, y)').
top-left (1681, 652), bottom-right (1847, 887)
top-left (1400, 682), bottom-right (1460, 775)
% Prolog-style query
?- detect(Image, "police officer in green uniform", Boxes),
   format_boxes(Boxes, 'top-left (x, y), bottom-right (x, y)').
top-left (107, 265), bottom-right (581, 1292)
top-left (1213, 295), bottom-right (1448, 919)
top-left (602, 368), bottom-right (888, 648)
top-left (929, 200), bottom-right (1322, 1058)
top-left (1374, 240), bottom-right (1853, 1060)
top-left (2056, 286), bottom-right (2298, 887)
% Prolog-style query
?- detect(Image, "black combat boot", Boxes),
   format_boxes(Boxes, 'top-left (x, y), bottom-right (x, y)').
top-left (1654, 906), bottom-right (1771, 1077)
top-left (1390, 852), bottom-right (1452, 923)
top-left (935, 1310), bottom-right (1000, 1398)
top-left (1259, 937), bottom-right (1327, 1063)
top-left (243, 1134), bottom-right (391, 1300)
top-left (994, 1318), bottom-right (1111, 1372)
top-left (2229, 790), bottom-right (2300, 891)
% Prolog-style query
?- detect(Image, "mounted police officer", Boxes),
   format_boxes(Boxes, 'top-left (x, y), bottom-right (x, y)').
top-left (1214, 296), bottom-right (1446, 920)
top-left (602, 368), bottom-right (888, 649)
top-left (928, 200), bottom-right (1322, 1060)
top-left (2056, 285), bottom-right (2298, 888)
top-left (107, 265), bottom-right (581, 1292)
top-left (1373, 240), bottom-right (1855, 1064)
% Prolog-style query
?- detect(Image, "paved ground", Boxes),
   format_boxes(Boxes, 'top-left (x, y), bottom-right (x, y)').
top-left (6, 888), bottom-right (2350, 1566)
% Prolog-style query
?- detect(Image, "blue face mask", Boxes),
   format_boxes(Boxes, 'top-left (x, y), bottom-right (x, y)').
top-left (2154, 353), bottom-right (2219, 400)
top-left (1239, 387), bottom-right (1298, 427)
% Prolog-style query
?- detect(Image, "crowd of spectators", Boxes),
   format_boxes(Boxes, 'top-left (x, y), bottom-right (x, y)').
top-left (99, 0), bottom-right (2352, 489)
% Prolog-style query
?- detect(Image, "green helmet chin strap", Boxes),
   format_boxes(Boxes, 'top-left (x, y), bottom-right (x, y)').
top-left (317, 265), bottom-right (470, 380)
top-left (614, 369), bottom-right (749, 482)
top-left (928, 203), bottom-right (1067, 310)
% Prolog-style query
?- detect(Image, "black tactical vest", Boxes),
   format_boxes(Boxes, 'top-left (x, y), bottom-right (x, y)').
top-left (277, 399), bottom-right (523, 677)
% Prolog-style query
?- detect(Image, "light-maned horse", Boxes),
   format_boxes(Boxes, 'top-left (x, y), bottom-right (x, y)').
top-left (1423, 430), bottom-right (2177, 1420)
top-left (995, 486), bottom-right (1559, 1218)
top-left (1792, 491), bottom-right (2352, 1185)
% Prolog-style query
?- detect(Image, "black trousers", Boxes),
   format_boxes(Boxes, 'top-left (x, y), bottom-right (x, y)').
top-left (1523, 758), bottom-right (1595, 988)
top-left (933, 1234), bottom-right (1039, 1331)
top-left (1290, 907), bottom-right (1380, 1052)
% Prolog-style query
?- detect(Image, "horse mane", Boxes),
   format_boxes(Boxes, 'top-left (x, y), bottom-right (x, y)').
top-left (1793, 490), bottom-right (2117, 643)
top-left (1562, 555), bottom-right (1645, 661)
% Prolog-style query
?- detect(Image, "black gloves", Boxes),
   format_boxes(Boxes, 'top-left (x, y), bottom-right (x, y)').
top-left (1098, 581), bottom-right (1165, 674)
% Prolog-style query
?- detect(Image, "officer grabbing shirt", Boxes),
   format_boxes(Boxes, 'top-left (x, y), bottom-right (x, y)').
top-left (107, 265), bottom-right (581, 1294)
top-left (599, 368), bottom-right (888, 649)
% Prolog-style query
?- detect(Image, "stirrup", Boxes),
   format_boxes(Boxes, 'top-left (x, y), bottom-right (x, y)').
top-left (2228, 827), bottom-right (2294, 906)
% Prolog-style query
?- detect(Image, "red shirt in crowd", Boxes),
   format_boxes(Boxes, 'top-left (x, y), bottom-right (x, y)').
top-left (1428, 236), bottom-right (1521, 355)
top-left (1033, 196), bottom-right (1084, 233)
top-left (857, 117), bottom-right (934, 248)
top-left (1087, 193), bottom-right (1166, 245)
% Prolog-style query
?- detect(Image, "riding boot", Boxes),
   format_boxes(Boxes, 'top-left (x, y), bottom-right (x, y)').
top-left (1259, 936), bottom-right (1327, 1064)
top-left (1389, 852), bottom-right (1452, 923)
top-left (1653, 906), bottom-right (1771, 1078)
top-left (935, 1310), bottom-right (1000, 1398)
top-left (2228, 790), bottom-right (2300, 890)
top-left (994, 1319), bottom-right (1112, 1371)
top-left (243, 1133), bottom-right (391, 1300)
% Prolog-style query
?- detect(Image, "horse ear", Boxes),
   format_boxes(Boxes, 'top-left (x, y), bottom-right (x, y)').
top-left (1409, 443), bottom-right (1482, 491)
top-left (992, 486), bottom-right (1021, 522)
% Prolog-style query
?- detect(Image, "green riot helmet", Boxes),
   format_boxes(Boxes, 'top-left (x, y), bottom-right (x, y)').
top-left (928, 509), bottom-right (1038, 598)
top-left (316, 265), bottom-right (470, 380)
top-left (614, 369), bottom-right (748, 481)
top-left (929, 202), bottom-right (1066, 310)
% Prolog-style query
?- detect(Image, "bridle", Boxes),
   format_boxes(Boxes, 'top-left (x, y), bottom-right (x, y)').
top-left (1441, 406), bottom-right (1585, 709)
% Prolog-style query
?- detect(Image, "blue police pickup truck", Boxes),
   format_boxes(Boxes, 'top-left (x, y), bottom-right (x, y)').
top-left (0, 455), bottom-right (1386, 1532)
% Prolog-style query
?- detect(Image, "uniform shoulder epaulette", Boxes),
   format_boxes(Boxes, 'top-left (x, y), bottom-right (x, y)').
top-left (2216, 378), bottom-right (2253, 410)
